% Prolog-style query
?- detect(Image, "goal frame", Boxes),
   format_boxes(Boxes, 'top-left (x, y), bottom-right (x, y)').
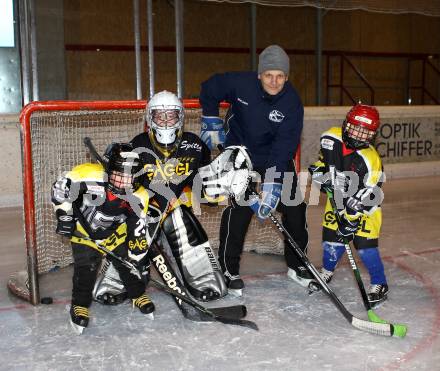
top-left (13, 99), bottom-right (300, 305)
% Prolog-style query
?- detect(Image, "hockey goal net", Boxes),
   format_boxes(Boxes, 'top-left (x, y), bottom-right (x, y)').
top-left (9, 100), bottom-right (294, 305)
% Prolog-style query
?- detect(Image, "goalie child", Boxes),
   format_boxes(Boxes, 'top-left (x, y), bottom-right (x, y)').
top-left (309, 104), bottom-right (388, 306)
top-left (93, 91), bottom-right (252, 305)
top-left (51, 142), bottom-right (155, 334)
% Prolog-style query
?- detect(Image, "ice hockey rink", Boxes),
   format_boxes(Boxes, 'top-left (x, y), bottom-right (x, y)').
top-left (0, 173), bottom-right (439, 371)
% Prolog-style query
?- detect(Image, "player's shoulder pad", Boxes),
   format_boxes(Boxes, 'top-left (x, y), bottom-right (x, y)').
top-left (67, 163), bottom-right (105, 182)
top-left (358, 146), bottom-right (382, 173)
top-left (320, 127), bottom-right (342, 150)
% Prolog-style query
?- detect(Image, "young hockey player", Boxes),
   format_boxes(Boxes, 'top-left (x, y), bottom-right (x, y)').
top-left (51, 142), bottom-right (155, 334)
top-left (309, 104), bottom-right (388, 306)
top-left (93, 90), bottom-right (230, 304)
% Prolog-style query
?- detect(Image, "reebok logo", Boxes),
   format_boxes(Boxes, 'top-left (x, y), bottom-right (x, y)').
top-left (152, 254), bottom-right (185, 304)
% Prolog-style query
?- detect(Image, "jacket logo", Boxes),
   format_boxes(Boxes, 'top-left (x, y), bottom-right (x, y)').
top-left (321, 138), bottom-right (334, 150)
top-left (237, 97), bottom-right (248, 105)
top-left (269, 110), bottom-right (284, 123)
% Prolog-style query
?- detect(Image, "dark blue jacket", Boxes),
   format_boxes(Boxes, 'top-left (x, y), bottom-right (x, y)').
top-left (200, 71), bottom-right (303, 176)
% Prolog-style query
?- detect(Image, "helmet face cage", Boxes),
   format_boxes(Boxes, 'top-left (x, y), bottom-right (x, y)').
top-left (146, 91), bottom-right (184, 153)
top-left (104, 143), bottom-right (142, 194)
top-left (342, 104), bottom-right (380, 149)
top-left (342, 121), bottom-right (377, 149)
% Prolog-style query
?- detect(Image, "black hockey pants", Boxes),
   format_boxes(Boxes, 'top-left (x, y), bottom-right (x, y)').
top-left (218, 166), bottom-right (309, 277)
top-left (71, 242), bottom-right (146, 307)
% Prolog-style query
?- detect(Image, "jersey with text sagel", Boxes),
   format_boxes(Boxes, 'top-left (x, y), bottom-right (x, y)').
top-left (200, 71), bottom-right (303, 174)
top-left (51, 163), bottom-right (150, 253)
top-left (315, 127), bottom-right (384, 241)
top-left (130, 131), bottom-right (211, 211)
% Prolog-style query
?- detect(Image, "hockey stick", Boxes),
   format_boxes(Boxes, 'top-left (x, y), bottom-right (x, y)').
top-left (84, 137), bottom-right (106, 165)
top-left (244, 186), bottom-right (404, 337)
top-left (96, 241), bottom-right (256, 330)
top-left (326, 190), bottom-right (407, 336)
top-left (266, 208), bottom-right (406, 337)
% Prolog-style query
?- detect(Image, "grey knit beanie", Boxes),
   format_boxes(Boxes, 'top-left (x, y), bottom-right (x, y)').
top-left (258, 45), bottom-right (290, 75)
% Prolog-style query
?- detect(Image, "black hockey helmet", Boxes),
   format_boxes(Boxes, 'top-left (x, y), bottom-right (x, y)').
top-left (103, 142), bottom-right (143, 194)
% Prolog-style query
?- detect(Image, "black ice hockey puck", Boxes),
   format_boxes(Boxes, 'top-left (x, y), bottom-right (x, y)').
top-left (40, 297), bottom-right (53, 305)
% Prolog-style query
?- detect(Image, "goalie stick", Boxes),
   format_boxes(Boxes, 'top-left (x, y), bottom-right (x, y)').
top-left (326, 190), bottom-right (407, 337)
top-left (85, 238), bottom-right (257, 330)
top-left (82, 137), bottom-right (256, 330)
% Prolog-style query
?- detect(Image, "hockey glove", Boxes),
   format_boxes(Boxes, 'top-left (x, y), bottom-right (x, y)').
top-left (56, 214), bottom-right (76, 237)
top-left (308, 163), bottom-right (332, 193)
top-left (251, 183), bottom-right (282, 221)
top-left (200, 116), bottom-right (226, 150)
top-left (335, 213), bottom-right (360, 243)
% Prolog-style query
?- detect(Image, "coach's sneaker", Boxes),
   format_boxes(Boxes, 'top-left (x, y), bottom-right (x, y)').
top-left (70, 305), bottom-right (89, 335)
top-left (368, 284), bottom-right (389, 307)
top-left (287, 266), bottom-right (315, 288)
top-left (224, 273), bottom-right (244, 297)
top-left (133, 294), bottom-right (155, 320)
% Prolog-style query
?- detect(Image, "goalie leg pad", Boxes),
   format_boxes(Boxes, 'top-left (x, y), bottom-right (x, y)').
top-left (162, 206), bottom-right (227, 301)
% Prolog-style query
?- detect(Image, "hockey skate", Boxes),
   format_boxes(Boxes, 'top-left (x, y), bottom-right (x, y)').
top-left (70, 305), bottom-right (89, 335)
top-left (368, 284), bottom-right (388, 308)
top-left (224, 273), bottom-right (244, 297)
top-left (287, 266), bottom-right (318, 290)
top-left (133, 294), bottom-right (155, 320)
top-left (306, 268), bottom-right (334, 295)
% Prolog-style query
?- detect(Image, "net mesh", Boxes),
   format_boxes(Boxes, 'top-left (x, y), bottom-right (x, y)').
top-left (24, 102), bottom-right (284, 281)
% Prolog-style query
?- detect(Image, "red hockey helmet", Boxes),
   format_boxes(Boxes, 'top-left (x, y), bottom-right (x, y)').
top-left (342, 104), bottom-right (380, 149)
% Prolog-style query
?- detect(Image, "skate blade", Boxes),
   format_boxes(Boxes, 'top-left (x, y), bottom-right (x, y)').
top-left (144, 312), bottom-right (154, 321)
top-left (227, 288), bottom-right (243, 298)
top-left (70, 319), bottom-right (86, 335)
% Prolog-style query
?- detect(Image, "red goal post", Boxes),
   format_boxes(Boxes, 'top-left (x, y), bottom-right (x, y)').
top-left (10, 99), bottom-right (300, 305)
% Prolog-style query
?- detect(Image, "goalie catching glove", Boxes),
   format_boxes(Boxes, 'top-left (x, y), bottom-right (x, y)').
top-left (199, 146), bottom-right (253, 199)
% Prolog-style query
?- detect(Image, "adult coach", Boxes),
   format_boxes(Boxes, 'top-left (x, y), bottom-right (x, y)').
top-left (199, 44), bottom-right (311, 293)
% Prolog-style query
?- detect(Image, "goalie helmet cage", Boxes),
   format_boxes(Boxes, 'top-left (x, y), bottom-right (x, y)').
top-left (9, 99), bottom-right (300, 305)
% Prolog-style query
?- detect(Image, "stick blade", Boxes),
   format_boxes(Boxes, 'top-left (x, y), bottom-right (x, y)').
top-left (210, 305), bottom-right (247, 319)
top-left (214, 316), bottom-right (259, 331)
top-left (351, 317), bottom-right (393, 337)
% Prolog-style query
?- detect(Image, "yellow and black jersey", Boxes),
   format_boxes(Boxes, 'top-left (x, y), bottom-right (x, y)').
top-left (313, 127), bottom-right (384, 247)
top-left (51, 163), bottom-right (150, 253)
top-left (130, 131), bottom-right (211, 211)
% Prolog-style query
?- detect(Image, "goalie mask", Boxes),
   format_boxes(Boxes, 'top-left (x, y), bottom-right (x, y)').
top-left (146, 90), bottom-right (184, 157)
top-left (104, 142), bottom-right (142, 195)
top-left (342, 104), bottom-right (380, 150)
